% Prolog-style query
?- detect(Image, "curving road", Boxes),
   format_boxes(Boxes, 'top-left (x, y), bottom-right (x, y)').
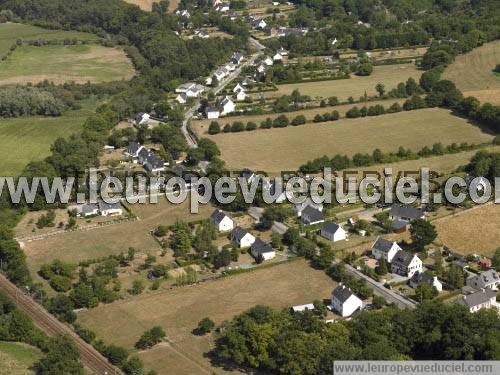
top-left (0, 273), bottom-right (122, 375)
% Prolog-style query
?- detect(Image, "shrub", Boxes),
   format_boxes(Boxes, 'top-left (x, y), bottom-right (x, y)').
top-left (135, 326), bottom-right (166, 349)
top-left (196, 317), bottom-right (215, 335)
top-left (291, 115), bottom-right (306, 126)
top-left (246, 121), bottom-right (257, 131)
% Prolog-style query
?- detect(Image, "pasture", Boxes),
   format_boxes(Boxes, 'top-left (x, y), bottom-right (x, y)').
top-left (271, 63), bottom-right (422, 101)
top-left (77, 259), bottom-right (335, 375)
top-left (207, 108), bottom-right (494, 172)
top-left (0, 44), bottom-right (135, 85)
top-left (192, 98), bottom-right (407, 135)
top-left (0, 22), bottom-right (98, 55)
top-left (443, 40), bottom-right (500, 104)
top-left (21, 196), bottom-right (213, 276)
top-left (0, 99), bottom-right (97, 177)
top-left (434, 203), bottom-right (500, 257)
top-left (0, 341), bottom-right (42, 375)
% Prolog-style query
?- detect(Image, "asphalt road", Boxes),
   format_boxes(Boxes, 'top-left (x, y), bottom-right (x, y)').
top-left (0, 273), bottom-right (122, 375)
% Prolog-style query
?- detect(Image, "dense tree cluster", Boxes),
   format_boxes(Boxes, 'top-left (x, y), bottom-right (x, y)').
top-left (214, 301), bottom-right (500, 374)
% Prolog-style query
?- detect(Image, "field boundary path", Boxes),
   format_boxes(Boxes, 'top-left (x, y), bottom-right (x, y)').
top-left (0, 273), bottom-right (122, 375)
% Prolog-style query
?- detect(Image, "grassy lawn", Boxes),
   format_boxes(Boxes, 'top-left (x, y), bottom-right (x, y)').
top-left (271, 63), bottom-right (422, 101)
top-left (0, 22), bottom-right (98, 55)
top-left (0, 341), bottom-right (42, 375)
top-left (21, 197), bottom-right (213, 277)
top-left (192, 98), bottom-right (407, 135)
top-left (443, 40), bottom-right (500, 104)
top-left (0, 98), bottom-right (98, 177)
top-left (77, 259), bottom-right (335, 375)
top-left (0, 44), bottom-right (135, 85)
top-left (208, 108), bottom-right (494, 173)
top-left (434, 203), bottom-right (500, 258)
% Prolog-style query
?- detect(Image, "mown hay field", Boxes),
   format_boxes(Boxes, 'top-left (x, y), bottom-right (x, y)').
top-left (435, 203), bottom-right (500, 257)
top-left (443, 40), bottom-right (500, 104)
top-left (269, 63), bottom-right (422, 101)
top-left (78, 259), bottom-right (335, 375)
top-left (206, 108), bottom-right (494, 173)
top-left (0, 44), bottom-right (135, 85)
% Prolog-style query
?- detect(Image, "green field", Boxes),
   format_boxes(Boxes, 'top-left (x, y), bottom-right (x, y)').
top-left (0, 99), bottom-right (97, 176)
top-left (207, 108), bottom-right (494, 173)
top-left (0, 341), bottom-right (42, 375)
top-left (0, 44), bottom-right (135, 85)
top-left (0, 22), bottom-right (98, 55)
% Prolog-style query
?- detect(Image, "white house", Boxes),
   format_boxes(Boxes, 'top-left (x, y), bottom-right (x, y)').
top-left (231, 52), bottom-right (244, 65)
top-left (240, 169), bottom-right (257, 184)
top-left (409, 271), bottom-right (443, 292)
top-left (253, 19), bottom-right (267, 30)
top-left (235, 89), bottom-right (247, 101)
top-left (194, 30), bottom-right (209, 39)
top-left (466, 270), bottom-right (499, 291)
top-left (301, 206), bottom-right (325, 225)
top-left (331, 284), bottom-right (363, 318)
top-left (250, 238), bottom-right (275, 261)
top-left (278, 47), bottom-right (288, 55)
top-left (216, 3), bottom-right (230, 12)
top-left (294, 199), bottom-right (323, 217)
top-left (220, 96), bottom-right (235, 115)
top-left (76, 203), bottom-right (99, 217)
top-left (231, 226), bottom-right (256, 248)
top-left (175, 83), bottom-right (204, 98)
top-left (210, 209), bottom-right (234, 232)
top-left (98, 201), bottom-right (123, 217)
top-left (205, 107), bottom-right (220, 119)
top-left (371, 237), bottom-right (401, 263)
top-left (175, 9), bottom-right (191, 18)
top-left (214, 68), bottom-right (227, 81)
top-left (125, 142), bottom-right (144, 159)
top-left (456, 288), bottom-right (497, 313)
top-left (268, 181), bottom-right (293, 203)
top-left (273, 52), bottom-right (283, 62)
top-left (320, 222), bottom-right (347, 242)
top-left (263, 56), bottom-right (274, 66)
top-left (389, 204), bottom-right (425, 222)
top-left (391, 250), bottom-right (423, 278)
top-left (225, 62), bottom-right (237, 72)
top-left (175, 92), bottom-right (188, 104)
top-left (134, 112), bottom-right (150, 126)
top-left (233, 83), bottom-right (245, 93)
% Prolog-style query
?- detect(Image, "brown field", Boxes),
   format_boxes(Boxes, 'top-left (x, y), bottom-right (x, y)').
top-left (192, 98), bottom-right (407, 135)
top-left (78, 259), bottom-right (335, 374)
top-left (207, 108), bottom-right (494, 173)
top-left (21, 197), bottom-right (213, 275)
top-left (435, 203), bottom-right (500, 257)
top-left (269, 63), bottom-right (422, 101)
top-left (443, 40), bottom-right (500, 104)
top-left (123, 0), bottom-right (180, 12)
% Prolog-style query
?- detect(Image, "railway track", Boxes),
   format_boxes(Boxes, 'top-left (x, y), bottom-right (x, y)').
top-left (0, 273), bottom-right (122, 375)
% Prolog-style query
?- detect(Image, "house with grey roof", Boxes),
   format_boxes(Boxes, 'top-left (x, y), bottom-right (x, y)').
top-left (389, 204), bottom-right (425, 222)
top-left (301, 206), bottom-right (325, 225)
top-left (134, 112), bottom-right (150, 126)
top-left (231, 226), bottom-right (255, 248)
top-left (390, 250), bottom-right (422, 278)
top-left (76, 203), bottom-right (99, 217)
top-left (320, 222), bottom-right (346, 242)
top-left (250, 238), bottom-right (275, 262)
top-left (125, 142), bottom-right (144, 159)
top-left (331, 284), bottom-right (363, 317)
top-left (466, 269), bottom-right (499, 291)
top-left (371, 237), bottom-right (401, 263)
top-left (98, 201), bottom-right (123, 217)
top-left (144, 154), bottom-right (165, 174)
top-left (456, 288), bottom-right (497, 313)
top-left (409, 271), bottom-right (443, 292)
top-left (210, 209), bottom-right (234, 232)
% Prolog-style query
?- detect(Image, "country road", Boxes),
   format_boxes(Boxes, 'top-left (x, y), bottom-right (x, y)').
top-left (343, 263), bottom-right (417, 309)
top-left (0, 273), bottom-right (122, 375)
top-left (181, 37), bottom-right (266, 148)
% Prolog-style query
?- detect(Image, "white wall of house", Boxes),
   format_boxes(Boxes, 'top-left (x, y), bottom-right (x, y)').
top-left (321, 227), bottom-right (346, 242)
top-left (239, 233), bottom-right (256, 248)
top-left (101, 208), bottom-right (123, 217)
top-left (217, 216), bottom-right (234, 232)
top-left (332, 294), bottom-right (363, 317)
top-left (372, 242), bottom-right (401, 263)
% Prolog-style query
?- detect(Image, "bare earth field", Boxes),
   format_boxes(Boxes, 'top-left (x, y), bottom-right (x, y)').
top-left (443, 40), bottom-right (500, 104)
top-left (207, 108), bottom-right (494, 173)
top-left (270, 63), bottom-right (422, 101)
top-left (192, 98), bottom-right (407, 135)
top-left (123, 0), bottom-right (180, 12)
top-left (78, 259), bottom-right (336, 374)
top-left (435, 203), bottom-right (500, 257)
top-left (21, 197), bottom-right (213, 275)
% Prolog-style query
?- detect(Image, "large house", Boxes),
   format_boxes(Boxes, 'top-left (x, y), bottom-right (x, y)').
top-left (205, 107), bottom-right (220, 119)
top-left (250, 238), bottom-right (275, 261)
top-left (220, 96), bottom-right (235, 115)
top-left (390, 250), bottom-right (423, 278)
top-left (456, 288), bottom-right (497, 313)
top-left (98, 201), bottom-right (123, 217)
top-left (231, 226), bottom-right (256, 248)
top-left (320, 222), bottom-right (347, 242)
top-left (77, 203), bottom-right (99, 217)
top-left (389, 204), bottom-right (425, 222)
top-left (409, 271), bottom-right (443, 292)
top-left (301, 206), bottom-right (325, 225)
top-left (466, 269), bottom-right (499, 291)
top-left (331, 284), bottom-right (363, 317)
top-left (294, 199), bottom-right (323, 217)
top-left (371, 237), bottom-right (401, 263)
top-left (210, 209), bottom-right (234, 232)
top-left (175, 83), bottom-right (204, 98)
